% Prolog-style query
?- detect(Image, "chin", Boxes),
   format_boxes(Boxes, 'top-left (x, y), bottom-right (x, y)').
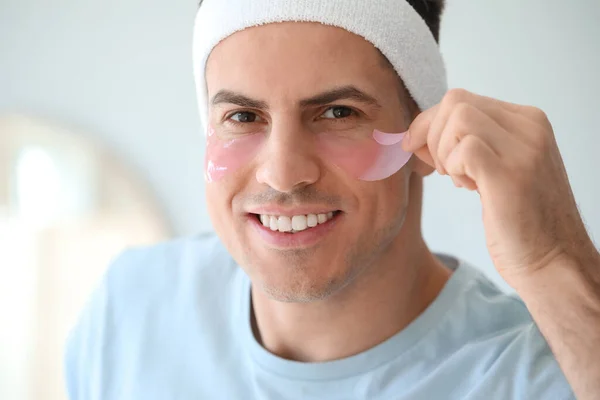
top-left (259, 279), bottom-right (345, 303)
top-left (251, 257), bottom-right (356, 303)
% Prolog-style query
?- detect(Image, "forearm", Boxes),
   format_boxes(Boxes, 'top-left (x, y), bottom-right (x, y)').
top-left (517, 253), bottom-right (600, 400)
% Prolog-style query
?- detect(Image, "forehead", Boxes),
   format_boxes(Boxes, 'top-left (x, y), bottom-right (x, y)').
top-left (205, 22), bottom-right (395, 100)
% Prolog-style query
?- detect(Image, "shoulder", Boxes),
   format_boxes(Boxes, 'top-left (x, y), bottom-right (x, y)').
top-left (102, 232), bottom-right (235, 299)
top-left (71, 231), bottom-right (235, 325)
top-left (64, 232), bottom-right (238, 399)
top-left (108, 232), bottom-right (231, 281)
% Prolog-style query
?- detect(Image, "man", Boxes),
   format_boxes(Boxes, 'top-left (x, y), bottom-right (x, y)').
top-left (65, 0), bottom-right (600, 399)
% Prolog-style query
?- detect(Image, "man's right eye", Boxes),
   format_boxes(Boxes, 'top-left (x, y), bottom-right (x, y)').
top-left (229, 112), bottom-right (262, 123)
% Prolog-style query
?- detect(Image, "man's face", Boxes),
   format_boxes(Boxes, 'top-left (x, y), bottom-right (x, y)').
top-left (204, 22), bottom-right (414, 302)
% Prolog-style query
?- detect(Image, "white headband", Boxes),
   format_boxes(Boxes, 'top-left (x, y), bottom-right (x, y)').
top-left (193, 0), bottom-right (447, 132)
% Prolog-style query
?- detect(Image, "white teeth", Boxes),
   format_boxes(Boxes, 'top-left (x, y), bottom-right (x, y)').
top-left (292, 215), bottom-right (308, 231)
top-left (269, 216), bottom-right (278, 231)
top-left (277, 216), bottom-right (292, 232)
top-left (260, 215), bottom-right (269, 226)
top-left (259, 212), bottom-right (336, 233)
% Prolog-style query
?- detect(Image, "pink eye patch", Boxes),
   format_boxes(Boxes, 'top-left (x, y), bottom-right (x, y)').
top-left (204, 126), bottom-right (264, 183)
top-left (315, 129), bottom-right (412, 181)
top-left (204, 126), bottom-right (412, 183)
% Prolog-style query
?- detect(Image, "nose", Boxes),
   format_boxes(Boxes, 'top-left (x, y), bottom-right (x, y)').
top-left (255, 121), bottom-right (321, 193)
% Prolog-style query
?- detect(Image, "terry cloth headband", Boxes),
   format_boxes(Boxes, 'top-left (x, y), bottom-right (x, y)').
top-left (193, 0), bottom-right (448, 132)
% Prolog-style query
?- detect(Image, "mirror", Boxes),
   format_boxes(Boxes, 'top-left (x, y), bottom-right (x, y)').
top-left (0, 114), bottom-right (172, 400)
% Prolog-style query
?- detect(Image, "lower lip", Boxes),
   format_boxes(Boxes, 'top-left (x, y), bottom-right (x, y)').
top-left (248, 213), bottom-right (341, 249)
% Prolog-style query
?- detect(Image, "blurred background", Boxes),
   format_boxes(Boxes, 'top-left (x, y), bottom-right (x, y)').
top-left (0, 0), bottom-right (599, 399)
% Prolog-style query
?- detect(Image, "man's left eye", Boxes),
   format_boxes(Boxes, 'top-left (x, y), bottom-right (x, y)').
top-left (321, 106), bottom-right (355, 119)
top-left (230, 111), bottom-right (261, 123)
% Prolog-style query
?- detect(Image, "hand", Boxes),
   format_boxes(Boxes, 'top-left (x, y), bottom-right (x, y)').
top-left (403, 88), bottom-right (597, 288)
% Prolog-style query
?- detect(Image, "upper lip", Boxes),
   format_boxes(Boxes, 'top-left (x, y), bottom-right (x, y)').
top-left (246, 206), bottom-right (339, 216)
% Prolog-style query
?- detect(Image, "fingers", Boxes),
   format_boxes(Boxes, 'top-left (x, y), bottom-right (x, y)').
top-left (444, 134), bottom-right (504, 188)
top-left (436, 103), bottom-right (511, 172)
top-left (406, 89), bottom-right (542, 153)
top-left (404, 89), bottom-right (538, 177)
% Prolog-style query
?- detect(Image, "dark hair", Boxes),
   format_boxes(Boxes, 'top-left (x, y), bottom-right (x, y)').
top-left (406, 0), bottom-right (445, 42)
top-left (198, 0), bottom-right (445, 42)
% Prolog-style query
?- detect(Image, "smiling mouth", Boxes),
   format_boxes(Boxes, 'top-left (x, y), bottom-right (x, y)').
top-left (252, 211), bottom-right (341, 233)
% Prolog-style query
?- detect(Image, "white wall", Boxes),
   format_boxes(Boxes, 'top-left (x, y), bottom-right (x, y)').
top-left (2, 0), bottom-right (599, 290)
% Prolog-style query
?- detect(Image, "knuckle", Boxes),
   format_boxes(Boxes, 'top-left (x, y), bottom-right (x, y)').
top-left (532, 126), bottom-right (551, 148)
top-left (528, 122), bottom-right (554, 152)
top-left (448, 103), bottom-right (475, 138)
top-left (444, 88), bottom-right (470, 107)
top-left (524, 105), bottom-right (551, 125)
top-left (460, 134), bottom-right (483, 156)
top-left (452, 102), bottom-right (476, 124)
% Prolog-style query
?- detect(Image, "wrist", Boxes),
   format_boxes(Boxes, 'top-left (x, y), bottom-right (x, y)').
top-left (514, 251), bottom-right (600, 314)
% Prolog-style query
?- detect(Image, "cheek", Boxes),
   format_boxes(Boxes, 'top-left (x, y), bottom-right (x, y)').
top-left (316, 129), bottom-right (412, 182)
top-left (316, 135), bottom-right (379, 179)
top-left (357, 173), bottom-right (410, 237)
top-left (204, 126), bottom-right (264, 183)
top-left (205, 184), bottom-right (226, 226)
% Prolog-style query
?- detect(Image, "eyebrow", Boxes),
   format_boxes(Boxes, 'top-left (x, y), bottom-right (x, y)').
top-left (211, 85), bottom-right (382, 111)
top-left (211, 90), bottom-right (269, 109)
top-left (299, 86), bottom-right (382, 109)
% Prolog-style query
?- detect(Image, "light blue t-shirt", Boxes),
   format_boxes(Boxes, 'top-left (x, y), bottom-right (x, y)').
top-left (65, 234), bottom-right (574, 400)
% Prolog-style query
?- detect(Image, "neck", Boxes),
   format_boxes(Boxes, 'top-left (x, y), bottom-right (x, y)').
top-left (250, 193), bottom-right (451, 362)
